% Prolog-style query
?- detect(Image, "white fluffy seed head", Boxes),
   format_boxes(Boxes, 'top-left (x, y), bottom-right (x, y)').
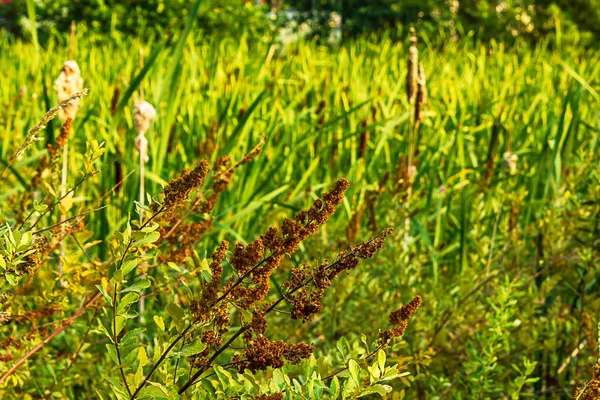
top-left (54, 60), bottom-right (83, 120)
top-left (133, 100), bottom-right (157, 135)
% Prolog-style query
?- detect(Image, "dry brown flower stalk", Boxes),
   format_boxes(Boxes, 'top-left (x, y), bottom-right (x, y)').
top-left (159, 137), bottom-right (266, 264)
top-left (379, 295), bottom-right (422, 346)
top-left (161, 160), bottom-right (210, 213)
top-left (47, 118), bottom-right (73, 158)
top-left (179, 225), bottom-right (395, 393)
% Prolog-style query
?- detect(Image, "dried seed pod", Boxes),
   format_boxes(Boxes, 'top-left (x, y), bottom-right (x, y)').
top-left (406, 27), bottom-right (418, 103)
top-left (54, 61), bottom-right (83, 120)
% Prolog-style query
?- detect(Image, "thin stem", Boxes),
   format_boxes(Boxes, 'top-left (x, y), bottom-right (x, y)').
top-left (32, 206), bottom-right (107, 234)
top-left (111, 206), bottom-right (165, 397)
top-left (113, 281), bottom-right (132, 397)
top-left (58, 138), bottom-right (70, 285)
top-left (138, 131), bottom-right (146, 317)
top-left (129, 323), bottom-right (195, 400)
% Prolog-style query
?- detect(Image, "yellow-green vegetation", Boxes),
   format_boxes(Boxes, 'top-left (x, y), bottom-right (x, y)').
top-left (1, 22), bottom-right (599, 399)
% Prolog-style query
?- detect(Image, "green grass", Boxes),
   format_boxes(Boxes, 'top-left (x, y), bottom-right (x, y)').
top-left (1, 29), bottom-right (600, 398)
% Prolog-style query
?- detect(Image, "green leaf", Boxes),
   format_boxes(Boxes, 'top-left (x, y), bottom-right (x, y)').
top-left (96, 285), bottom-right (113, 306)
top-left (5, 273), bottom-right (17, 286)
top-left (106, 343), bottom-right (120, 366)
top-left (132, 231), bottom-right (160, 248)
top-left (336, 337), bottom-right (351, 358)
top-left (114, 316), bottom-right (126, 336)
top-left (166, 302), bottom-right (185, 322)
top-left (377, 349), bottom-right (386, 372)
top-left (153, 315), bottom-right (165, 331)
top-left (123, 222), bottom-right (132, 245)
top-left (120, 278), bottom-right (151, 294)
top-left (117, 293), bottom-right (139, 314)
top-left (172, 340), bottom-right (207, 357)
top-left (19, 231), bottom-right (31, 250)
top-left (121, 328), bottom-right (146, 346)
top-left (358, 384), bottom-right (393, 397)
top-left (329, 376), bottom-right (340, 400)
top-left (138, 384), bottom-right (169, 398)
top-left (349, 359), bottom-right (361, 386)
top-left (121, 259), bottom-right (138, 275)
top-left (141, 222), bottom-right (159, 233)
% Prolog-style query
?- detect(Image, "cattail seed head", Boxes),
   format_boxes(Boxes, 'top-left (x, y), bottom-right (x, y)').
top-left (415, 63), bottom-right (427, 125)
top-left (133, 100), bottom-right (157, 163)
top-left (54, 60), bottom-right (83, 120)
top-left (133, 100), bottom-right (157, 135)
top-left (406, 27), bottom-right (418, 103)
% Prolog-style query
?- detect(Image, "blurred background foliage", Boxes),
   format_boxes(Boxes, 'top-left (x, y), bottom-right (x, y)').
top-left (1, 0), bottom-right (600, 44)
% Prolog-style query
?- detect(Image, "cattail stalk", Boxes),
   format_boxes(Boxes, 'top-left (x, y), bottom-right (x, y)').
top-left (406, 27), bottom-right (418, 103)
top-left (404, 28), bottom-right (427, 248)
top-left (54, 22), bottom-right (82, 285)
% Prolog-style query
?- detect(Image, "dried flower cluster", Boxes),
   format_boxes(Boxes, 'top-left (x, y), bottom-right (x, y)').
top-left (54, 61), bottom-right (83, 120)
top-left (230, 336), bottom-right (314, 373)
top-left (284, 228), bottom-right (393, 322)
top-left (218, 178), bottom-right (350, 314)
top-left (190, 241), bottom-right (228, 329)
top-left (160, 160), bottom-right (210, 213)
top-left (255, 394), bottom-right (284, 400)
top-left (19, 237), bottom-right (48, 276)
top-left (47, 117), bottom-right (73, 158)
top-left (379, 295), bottom-right (422, 346)
top-left (0, 311), bottom-right (10, 325)
top-left (575, 364), bottom-right (600, 400)
top-left (159, 139), bottom-right (265, 264)
top-left (182, 179), bottom-right (367, 378)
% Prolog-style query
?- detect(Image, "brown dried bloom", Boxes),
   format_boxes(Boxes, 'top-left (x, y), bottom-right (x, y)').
top-left (159, 145), bottom-right (264, 265)
top-left (0, 311), bottom-right (10, 325)
top-left (47, 118), bottom-right (73, 158)
top-left (255, 394), bottom-right (284, 400)
top-left (379, 295), bottom-right (422, 346)
top-left (162, 160), bottom-right (210, 213)
top-left (284, 228), bottom-right (393, 322)
top-left (191, 241), bottom-right (228, 323)
top-left (236, 335), bottom-right (314, 373)
top-left (17, 236), bottom-right (48, 276)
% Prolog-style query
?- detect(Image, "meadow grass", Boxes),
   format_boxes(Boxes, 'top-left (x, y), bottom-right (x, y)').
top-left (1, 29), bottom-right (599, 397)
